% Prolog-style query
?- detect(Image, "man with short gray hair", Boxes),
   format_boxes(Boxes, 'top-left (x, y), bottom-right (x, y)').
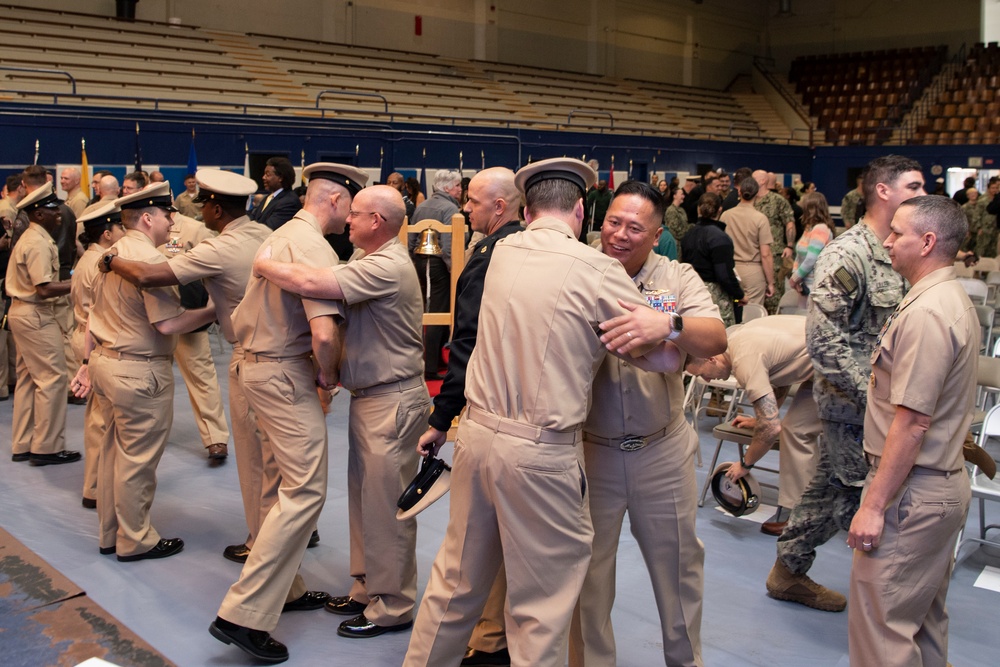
top-left (60, 167), bottom-right (88, 216)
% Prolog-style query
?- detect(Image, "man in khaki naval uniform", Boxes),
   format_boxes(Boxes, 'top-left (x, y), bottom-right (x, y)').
top-left (209, 163), bottom-right (362, 664)
top-left (568, 181), bottom-right (726, 667)
top-left (847, 196), bottom-right (976, 667)
top-left (60, 167), bottom-right (89, 217)
top-left (6, 183), bottom-right (79, 466)
top-left (160, 208), bottom-right (230, 460)
top-left (73, 182), bottom-right (217, 561)
top-left (72, 203), bottom-right (126, 507)
top-left (101, 169), bottom-right (328, 613)
top-left (686, 314), bottom-right (821, 535)
top-left (173, 174), bottom-right (203, 220)
top-left (255, 184), bottom-right (430, 639)
top-left (403, 158), bottom-right (683, 667)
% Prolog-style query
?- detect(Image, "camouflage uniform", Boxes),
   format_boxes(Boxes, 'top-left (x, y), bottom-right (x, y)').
top-left (776, 219), bottom-right (905, 575)
top-left (840, 190), bottom-right (862, 229)
top-left (664, 205), bottom-right (690, 261)
top-left (705, 282), bottom-right (736, 327)
top-left (755, 191), bottom-right (795, 314)
top-left (976, 196), bottom-right (998, 258)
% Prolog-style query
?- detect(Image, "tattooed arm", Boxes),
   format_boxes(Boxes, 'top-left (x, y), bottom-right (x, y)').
top-left (727, 386), bottom-right (789, 481)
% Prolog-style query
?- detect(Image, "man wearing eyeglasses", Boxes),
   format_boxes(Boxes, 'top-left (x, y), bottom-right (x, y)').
top-left (254, 184), bottom-right (428, 640)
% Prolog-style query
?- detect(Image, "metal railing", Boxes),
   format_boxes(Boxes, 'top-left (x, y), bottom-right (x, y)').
top-left (315, 90), bottom-right (388, 114)
top-left (0, 65), bottom-right (76, 94)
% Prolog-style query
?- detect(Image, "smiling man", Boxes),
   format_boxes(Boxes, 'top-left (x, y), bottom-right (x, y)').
top-left (250, 157), bottom-right (299, 230)
top-left (847, 195), bottom-right (976, 666)
top-left (569, 180), bottom-right (726, 667)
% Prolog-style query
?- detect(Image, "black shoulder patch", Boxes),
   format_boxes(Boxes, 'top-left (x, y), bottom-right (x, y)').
top-left (833, 266), bottom-right (858, 294)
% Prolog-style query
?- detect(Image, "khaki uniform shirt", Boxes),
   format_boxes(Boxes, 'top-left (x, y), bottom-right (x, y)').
top-left (65, 188), bottom-right (89, 217)
top-left (726, 314), bottom-right (811, 402)
top-left (5, 222), bottom-right (59, 303)
top-left (465, 216), bottom-right (654, 432)
top-left (232, 210), bottom-right (340, 356)
top-left (721, 205), bottom-right (773, 263)
top-left (865, 267), bottom-right (978, 472)
top-left (0, 196), bottom-right (17, 223)
top-left (169, 216), bottom-right (270, 344)
top-left (160, 213), bottom-right (212, 258)
top-left (71, 244), bottom-right (104, 325)
top-left (335, 238), bottom-right (424, 391)
top-left (585, 251), bottom-right (721, 446)
top-left (173, 191), bottom-right (203, 221)
top-left (89, 230), bottom-right (184, 357)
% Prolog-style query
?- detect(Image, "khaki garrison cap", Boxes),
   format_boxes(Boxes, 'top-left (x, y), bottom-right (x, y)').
top-left (77, 202), bottom-right (122, 229)
top-left (192, 169), bottom-right (257, 206)
top-left (115, 181), bottom-right (177, 212)
top-left (514, 157), bottom-right (597, 197)
top-left (17, 182), bottom-right (60, 211)
top-left (302, 162), bottom-right (369, 197)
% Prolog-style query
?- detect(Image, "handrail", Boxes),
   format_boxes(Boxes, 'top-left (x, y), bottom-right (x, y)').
top-left (315, 89), bottom-right (388, 114)
top-left (566, 109), bottom-right (614, 130)
top-left (0, 65), bottom-right (76, 94)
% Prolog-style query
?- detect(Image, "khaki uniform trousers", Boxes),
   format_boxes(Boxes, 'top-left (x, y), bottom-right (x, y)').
top-left (218, 356), bottom-right (325, 632)
top-left (89, 350), bottom-right (173, 556)
top-left (570, 421), bottom-right (704, 667)
top-left (174, 330), bottom-right (229, 448)
top-left (72, 325), bottom-right (102, 501)
top-left (0, 327), bottom-right (10, 397)
top-left (468, 566), bottom-right (508, 653)
top-left (735, 261), bottom-right (767, 306)
top-left (55, 296), bottom-right (78, 381)
top-left (849, 469), bottom-right (969, 667)
top-left (777, 380), bottom-right (821, 510)
top-left (228, 344), bottom-right (280, 550)
top-left (404, 412), bottom-right (592, 667)
top-left (8, 300), bottom-right (67, 456)
top-left (347, 381), bottom-right (429, 625)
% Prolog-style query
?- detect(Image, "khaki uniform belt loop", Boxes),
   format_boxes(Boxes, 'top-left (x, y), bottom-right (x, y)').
top-left (867, 454), bottom-right (962, 478)
top-left (583, 426), bottom-right (668, 451)
top-left (94, 346), bottom-right (171, 362)
top-left (468, 406), bottom-right (580, 445)
top-left (349, 375), bottom-right (423, 398)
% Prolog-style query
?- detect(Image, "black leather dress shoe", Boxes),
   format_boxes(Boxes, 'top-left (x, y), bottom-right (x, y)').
top-left (223, 542), bottom-right (251, 563)
top-left (336, 614), bottom-right (413, 639)
top-left (29, 450), bottom-right (82, 466)
top-left (99, 546), bottom-right (116, 555)
top-left (11, 453), bottom-right (30, 462)
top-left (117, 537), bottom-right (184, 562)
top-left (82, 497), bottom-right (97, 509)
top-left (324, 595), bottom-right (367, 616)
top-left (462, 647), bottom-right (512, 666)
top-left (282, 590), bottom-right (331, 612)
top-left (308, 529), bottom-right (320, 548)
top-left (210, 617), bottom-right (288, 664)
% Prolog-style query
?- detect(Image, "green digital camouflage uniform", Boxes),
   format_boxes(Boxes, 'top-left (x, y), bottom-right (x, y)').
top-left (705, 282), bottom-right (736, 327)
top-left (976, 195), bottom-right (998, 258)
top-left (962, 200), bottom-right (982, 253)
top-left (840, 189), bottom-right (862, 229)
top-left (755, 191), bottom-right (795, 314)
top-left (776, 219), bottom-right (905, 575)
top-left (664, 205), bottom-right (690, 262)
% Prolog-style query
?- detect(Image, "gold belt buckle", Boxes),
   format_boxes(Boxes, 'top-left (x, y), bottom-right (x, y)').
top-left (619, 435), bottom-right (647, 452)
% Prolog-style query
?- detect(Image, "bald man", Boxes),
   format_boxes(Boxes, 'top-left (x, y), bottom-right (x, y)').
top-left (81, 175), bottom-right (121, 217)
top-left (60, 167), bottom-right (89, 216)
top-left (254, 184), bottom-right (428, 638)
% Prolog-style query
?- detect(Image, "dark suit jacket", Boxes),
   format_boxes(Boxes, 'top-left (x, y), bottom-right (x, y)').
top-left (250, 189), bottom-right (300, 230)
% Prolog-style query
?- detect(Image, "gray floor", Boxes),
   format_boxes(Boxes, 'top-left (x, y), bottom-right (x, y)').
top-left (1, 344), bottom-right (999, 666)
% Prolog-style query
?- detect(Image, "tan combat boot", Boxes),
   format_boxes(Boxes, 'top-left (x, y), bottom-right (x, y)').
top-left (766, 559), bottom-right (846, 612)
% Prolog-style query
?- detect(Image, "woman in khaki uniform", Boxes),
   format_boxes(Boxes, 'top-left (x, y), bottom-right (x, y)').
top-left (721, 176), bottom-right (773, 306)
